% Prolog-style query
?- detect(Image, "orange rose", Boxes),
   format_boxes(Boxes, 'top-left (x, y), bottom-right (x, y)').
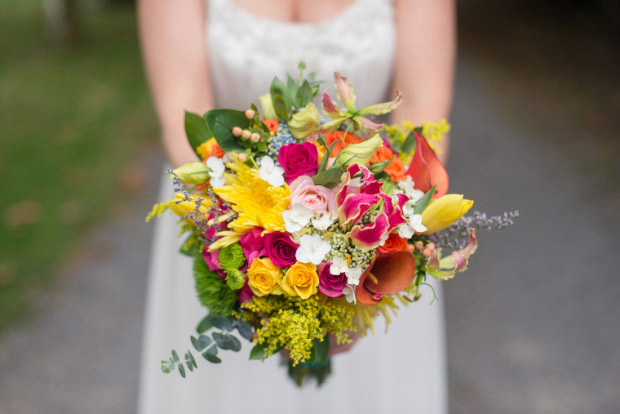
top-left (385, 157), bottom-right (407, 182)
top-left (369, 146), bottom-right (394, 164)
top-left (379, 233), bottom-right (409, 253)
top-left (323, 131), bottom-right (361, 157)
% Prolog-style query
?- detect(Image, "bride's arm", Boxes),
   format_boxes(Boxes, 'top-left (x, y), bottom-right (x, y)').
top-left (138, 0), bottom-right (214, 167)
top-left (391, 0), bottom-right (456, 164)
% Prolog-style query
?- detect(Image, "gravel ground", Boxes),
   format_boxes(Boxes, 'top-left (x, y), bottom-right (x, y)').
top-left (0, 56), bottom-right (618, 413)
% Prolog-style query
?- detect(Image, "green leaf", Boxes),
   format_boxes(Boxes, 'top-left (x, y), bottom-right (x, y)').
top-left (191, 335), bottom-right (204, 351)
top-left (204, 352), bottom-right (222, 364)
top-left (172, 350), bottom-right (181, 364)
top-left (196, 314), bottom-right (214, 333)
top-left (295, 80), bottom-right (313, 109)
top-left (318, 139), bottom-right (338, 173)
top-left (316, 134), bottom-right (327, 147)
top-left (203, 109), bottom-right (248, 152)
top-left (270, 77), bottom-right (290, 119)
top-left (211, 316), bottom-right (233, 332)
top-left (286, 74), bottom-right (299, 107)
top-left (185, 351), bottom-right (197, 370)
top-left (413, 185), bottom-right (437, 214)
top-left (312, 165), bottom-right (344, 188)
top-left (213, 332), bottom-right (242, 352)
top-left (400, 131), bottom-right (417, 154)
top-left (272, 94), bottom-right (288, 120)
top-left (249, 342), bottom-right (269, 360)
top-left (185, 111), bottom-right (212, 156)
top-left (234, 319), bottom-right (254, 341)
top-left (368, 157), bottom-right (394, 175)
top-left (179, 233), bottom-right (200, 257)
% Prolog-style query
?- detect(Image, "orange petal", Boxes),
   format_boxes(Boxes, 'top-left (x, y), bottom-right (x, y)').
top-left (406, 132), bottom-right (449, 198)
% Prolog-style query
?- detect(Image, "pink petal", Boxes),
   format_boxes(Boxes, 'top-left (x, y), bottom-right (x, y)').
top-left (348, 214), bottom-right (390, 250)
top-left (322, 91), bottom-right (341, 115)
top-left (334, 72), bottom-right (357, 111)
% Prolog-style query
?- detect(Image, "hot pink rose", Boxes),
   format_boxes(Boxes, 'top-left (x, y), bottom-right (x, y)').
top-left (289, 176), bottom-right (337, 213)
top-left (239, 227), bottom-right (266, 265)
top-left (202, 246), bottom-right (226, 279)
top-left (278, 142), bottom-right (319, 183)
top-left (318, 263), bottom-right (347, 297)
top-left (264, 231), bottom-right (298, 267)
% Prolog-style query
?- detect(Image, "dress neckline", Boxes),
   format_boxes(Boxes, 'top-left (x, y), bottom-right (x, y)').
top-left (224, 0), bottom-right (363, 29)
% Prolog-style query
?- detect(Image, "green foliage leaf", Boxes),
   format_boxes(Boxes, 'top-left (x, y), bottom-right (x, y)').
top-left (213, 332), bottom-right (242, 352)
top-left (368, 157), bottom-right (394, 175)
top-left (400, 131), bottom-right (417, 154)
top-left (203, 109), bottom-right (247, 152)
top-left (210, 316), bottom-right (233, 332)
top-left (179, 232), bottom-right (200, 257)
top-left (199, 335), bottom-right (217, 355)
top-left (318, 138), bottom-right (338, 173)
top-left (295, 80), bottom-right (313, 109)
top-left (313, 337), bottom-right (329, 365)
top-left (177, 363), bottom-right (186, 378)
top-left (185, 351), bottom-right (197, 370)
top-left (312, 165), bottom-right (344, 188)
top-left (161, 359), bottom-right (173, 374)
top-left (270, 77), bottom-right (289, 119)
top-left (413, 185), bottom-right (437, 214)
top-left (249, 342), bottom-right (269, 360)
top-left (185, 111), bottom-right (212, 156)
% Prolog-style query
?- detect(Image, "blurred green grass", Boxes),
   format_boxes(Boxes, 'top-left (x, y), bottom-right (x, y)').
top-left (0, 1), bottom-right (157, 329)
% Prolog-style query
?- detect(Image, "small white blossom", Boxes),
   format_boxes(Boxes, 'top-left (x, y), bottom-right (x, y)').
top-left (312, 213), bottom-right (336, 231)
top-left (295, 234), bottom-right (331, 265)
top-left (345, 266), bottom-right (363, 285)
top-left (258, 156), bottom-right (284, 187)
top-left (408, 214), bottom-right (427, 233)
top-left (206, 156), bottom-right (226, 188)
top-left (330, 256), bottom-right (349, 275)
top-left (396, 176), bottom-right (425, 204)
top-left (343, 285), bottom-right (357, 304)
top-left (282, 203), bottom-right (314, 233)
top-left (397, 223), bottom-right (414, 239)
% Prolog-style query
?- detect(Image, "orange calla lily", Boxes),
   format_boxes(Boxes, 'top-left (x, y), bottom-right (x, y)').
top-left (355, 251), bottom-right (417, 305)
top-left (406, 132), bottom-right (449, 199)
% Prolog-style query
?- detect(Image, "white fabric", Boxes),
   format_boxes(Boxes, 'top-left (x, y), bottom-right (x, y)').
top-left (138, 0), bottom-right (448, 412)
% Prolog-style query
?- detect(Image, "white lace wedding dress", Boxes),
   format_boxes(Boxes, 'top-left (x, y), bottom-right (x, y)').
top-left (137, 0), bottom-right (448, 412)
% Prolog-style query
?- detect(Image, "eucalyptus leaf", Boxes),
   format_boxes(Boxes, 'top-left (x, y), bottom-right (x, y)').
top-left (196, 314), bottom-right (214, 333)
top-left (191, 335), bottom-right (204, 351)
top-left (204, 352), bottom-right (222, 364)
top-left (185, 352), bottom-right (197, 370)
top-left (210, 316), bottom-right (233, 332)
top-left (172, 350), bottom-right (181, 364)
top-left (177, 363), bottom-right (186, 378)
top-left (212, 332), bottom-right (242, 352)
top-left (413, 185), bottom-right (437, 214)
top-left (198, 335), bottom-right (217, 354)
top-left (161, 359), bottom-right (173, 374)
top-left (234, 319), bottom-right (254, 341)
top-left (203, 109), bottom-right (247, 152)
top-left (184, 111), bottom-right (212, 156)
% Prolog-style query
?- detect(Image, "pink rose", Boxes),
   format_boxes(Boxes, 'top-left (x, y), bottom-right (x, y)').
top-left (239, 227), bottom-right (266, 265)
top-left (289, 176), bottom-right (337, 213)
top-left (202, 246), bottom-right (226, 279)
top-left (278, 142), bottom-right (319, 183)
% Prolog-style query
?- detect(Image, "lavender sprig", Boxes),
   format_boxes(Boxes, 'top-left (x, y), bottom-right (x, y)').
top-left (430, 210), bottom-right (519, 249)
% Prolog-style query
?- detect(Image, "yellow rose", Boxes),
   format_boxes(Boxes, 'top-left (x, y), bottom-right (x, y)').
top-left (168, 193), bottom-right (212, 218)
top-left (421, 194), bottom-right (474, 234)
top-left (248, 257), bottom-right (283, 297)
top-left (281, 262), bottom-right (319, 299)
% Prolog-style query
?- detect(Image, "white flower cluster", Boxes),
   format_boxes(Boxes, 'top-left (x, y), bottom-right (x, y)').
top-left (206, 156), bottom-right (226, 188)
top-left (394, 176), bottom-right (427, 238)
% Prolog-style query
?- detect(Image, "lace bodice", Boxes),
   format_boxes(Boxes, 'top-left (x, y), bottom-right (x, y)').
top-left (206, 0), bottom-right (395, 109)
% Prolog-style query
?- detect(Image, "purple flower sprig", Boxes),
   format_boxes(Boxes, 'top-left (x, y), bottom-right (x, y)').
top-left (430, 210), bottom-right (519, 249)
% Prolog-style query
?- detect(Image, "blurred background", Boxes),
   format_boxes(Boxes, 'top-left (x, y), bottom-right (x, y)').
top-left (0, 0), bottom-right (618, 413)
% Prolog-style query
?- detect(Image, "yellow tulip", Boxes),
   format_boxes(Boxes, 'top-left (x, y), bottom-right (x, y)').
top-left (421, 194), bottom-right (473, 234)
top-left (172, 161), bottom-right (210, 185)
top-left (168, 193), bottom-right (212, 218)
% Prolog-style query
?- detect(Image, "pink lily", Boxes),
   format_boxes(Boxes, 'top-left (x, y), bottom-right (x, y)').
top-left (321, 72), bottom-right (402, 132)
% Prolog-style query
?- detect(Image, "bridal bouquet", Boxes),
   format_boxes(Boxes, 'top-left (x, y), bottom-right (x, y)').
top-left (148, 66), bottom-right (516, 385)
